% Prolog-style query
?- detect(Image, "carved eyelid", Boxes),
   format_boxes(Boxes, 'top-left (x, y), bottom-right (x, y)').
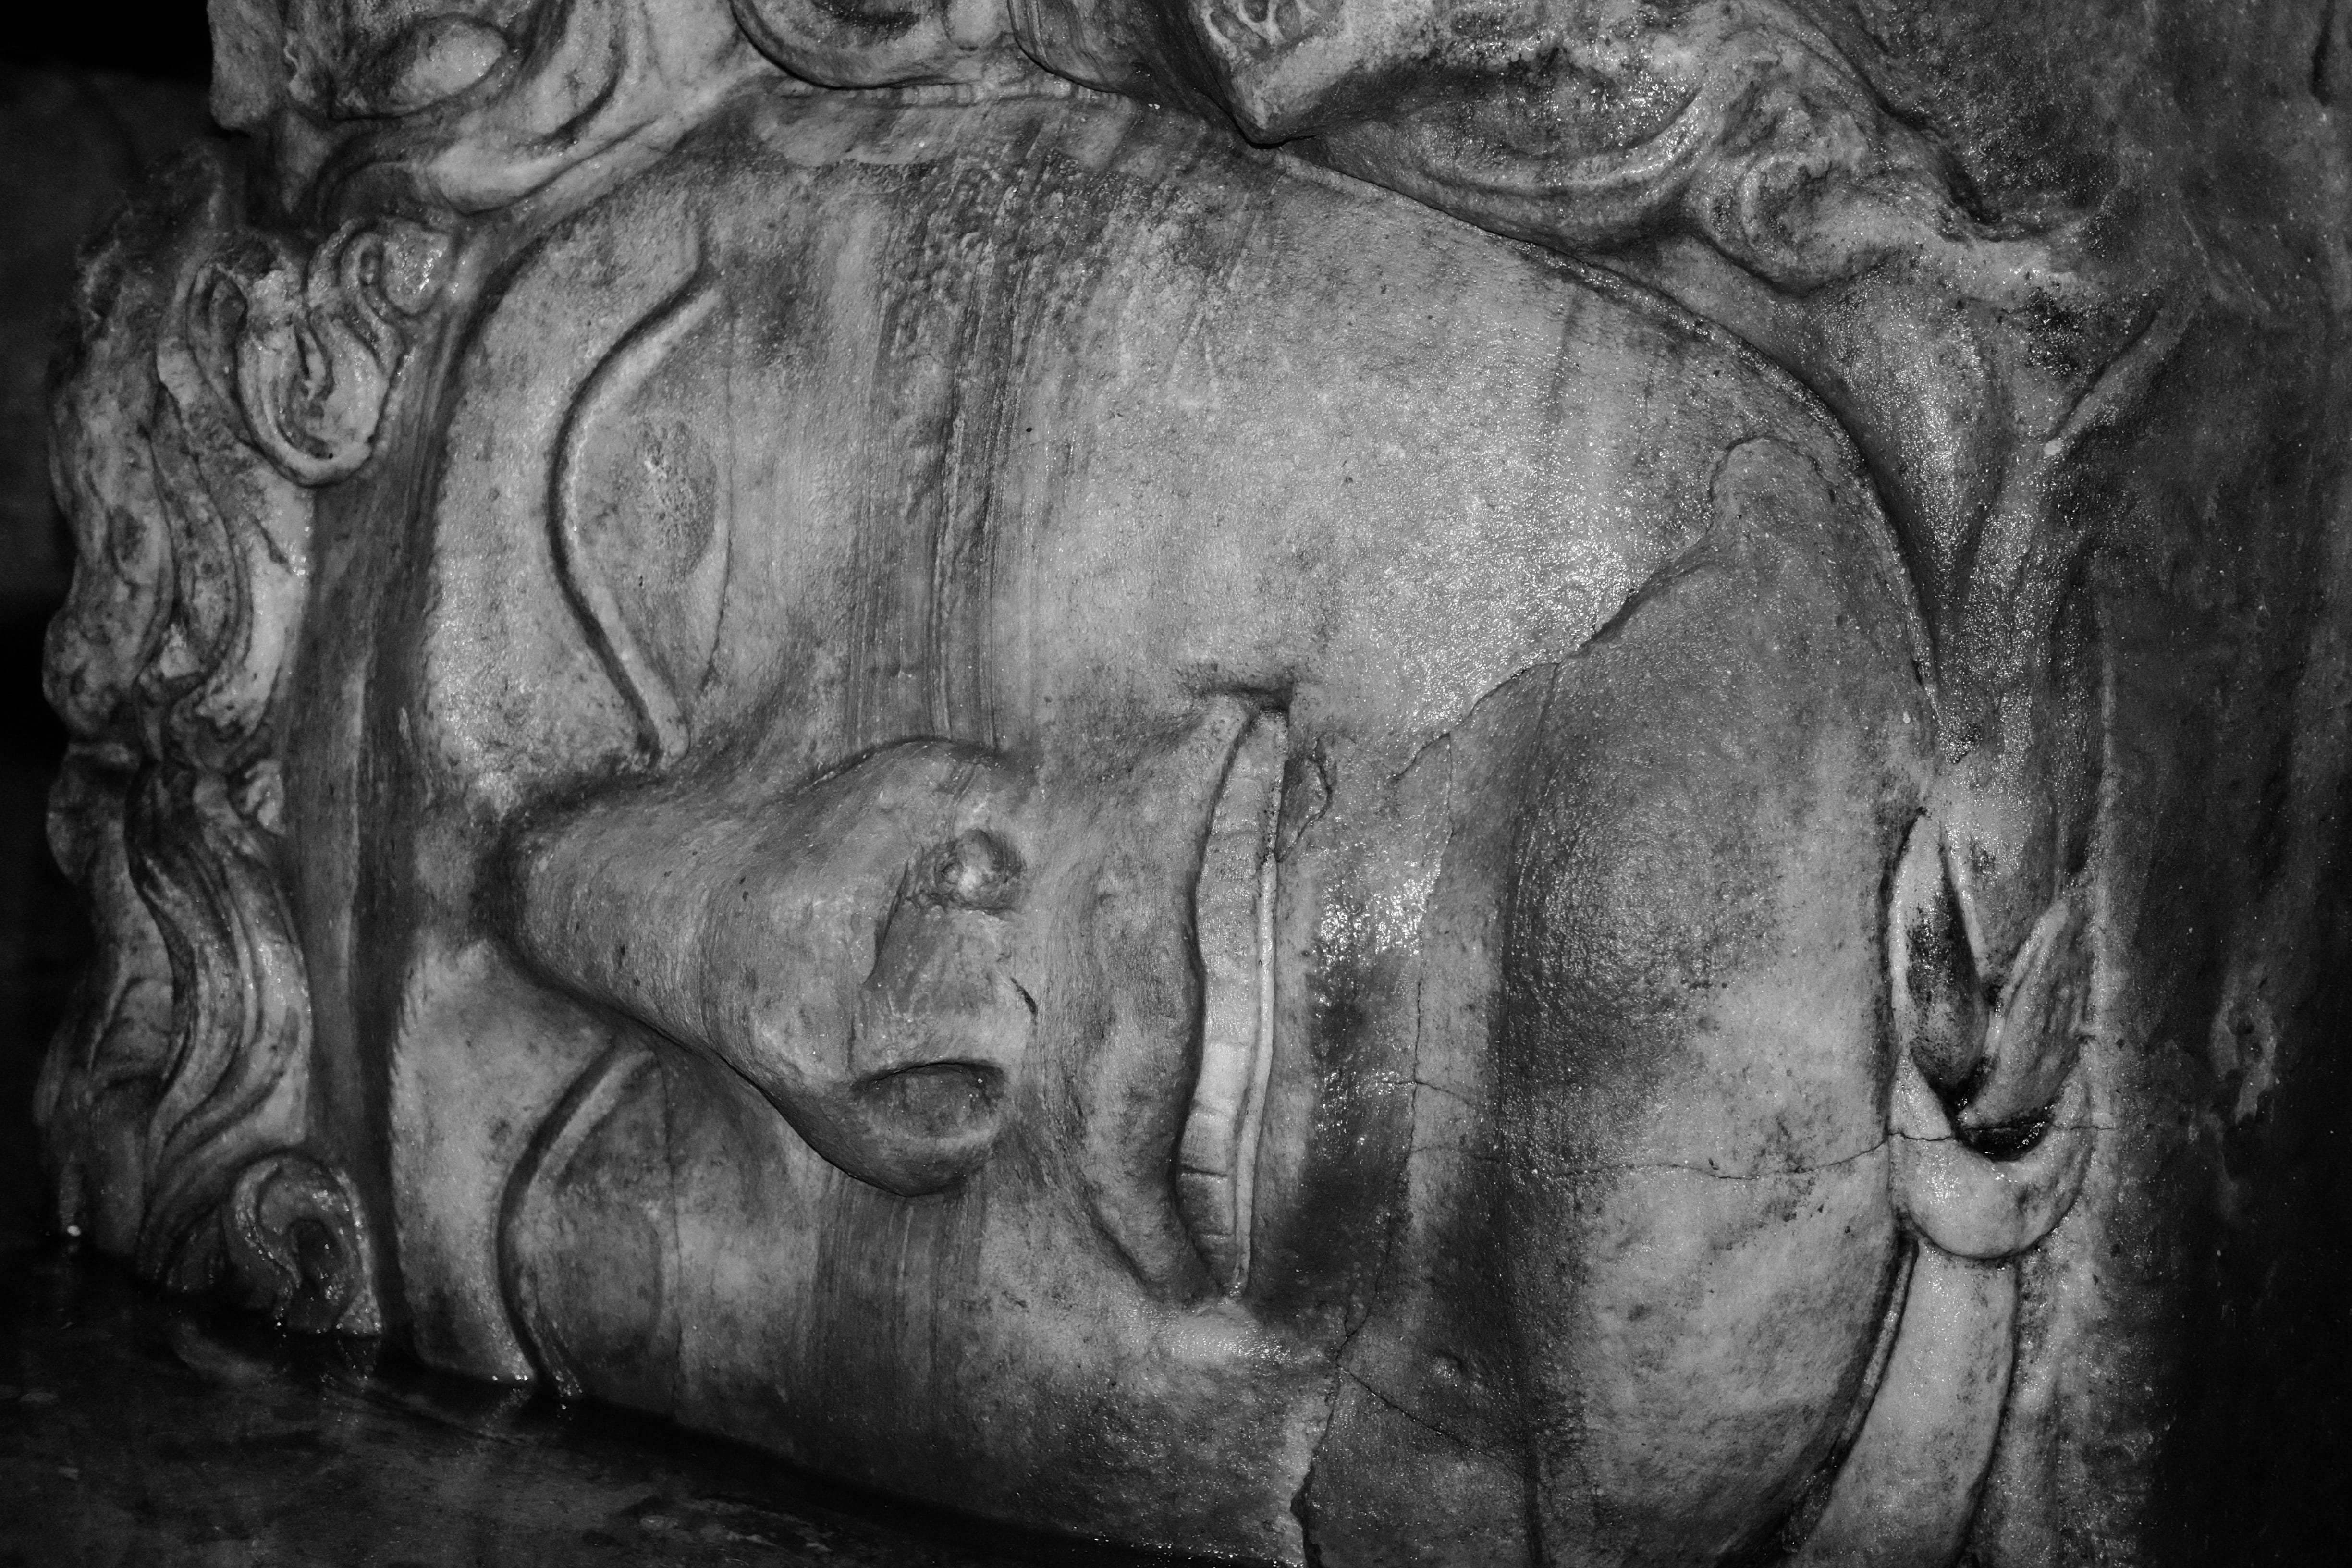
top-left (550, 258), bottom-right (731, 769)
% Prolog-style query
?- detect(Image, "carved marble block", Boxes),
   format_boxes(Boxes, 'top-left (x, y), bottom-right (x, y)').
top-left (38, 1), bottom-right (2352, 1563)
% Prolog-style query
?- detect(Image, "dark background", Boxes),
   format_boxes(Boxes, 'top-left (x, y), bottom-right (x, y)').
top-left (5, 12), bottom-right (213, 84)
top-left (1, 10), bottom-right (211, 1262)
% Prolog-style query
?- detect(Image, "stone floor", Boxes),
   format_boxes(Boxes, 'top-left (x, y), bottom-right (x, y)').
top-left (0, 1243), bottom-right (1179, 1568)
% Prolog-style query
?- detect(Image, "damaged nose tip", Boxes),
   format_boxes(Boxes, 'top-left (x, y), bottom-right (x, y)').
top-left (924, 829), bottom-right (1022, 910)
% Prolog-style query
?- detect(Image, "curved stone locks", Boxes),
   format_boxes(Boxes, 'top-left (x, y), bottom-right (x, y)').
top-left (37, 1), bottom-right (2352, 1564)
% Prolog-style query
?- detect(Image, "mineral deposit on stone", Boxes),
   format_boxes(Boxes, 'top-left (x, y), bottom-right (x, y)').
top-left (37, 2), bottom-right (2352, 1564)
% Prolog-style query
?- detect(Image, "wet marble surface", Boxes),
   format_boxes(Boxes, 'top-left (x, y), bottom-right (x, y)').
top-left (0, 1243), bottom-right (1177, 1568)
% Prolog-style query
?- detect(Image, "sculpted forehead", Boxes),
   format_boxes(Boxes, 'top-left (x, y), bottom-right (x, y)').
top-left (417, 89), bottom-right (1866, 808)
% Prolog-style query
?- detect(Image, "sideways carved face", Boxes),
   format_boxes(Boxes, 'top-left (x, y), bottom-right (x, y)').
top-left (295, 85), bottom-right (1942, 1565)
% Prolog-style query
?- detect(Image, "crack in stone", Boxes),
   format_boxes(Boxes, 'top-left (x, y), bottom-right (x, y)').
top-left (1552, 1132), bottom-right (1895, 1184)
top-left (1409, 1075), bottom-right (1478, 1111)
top-left (1339, 1367), bottom-right (1509, 1459)
top-left (1543, 1115), bottom-right (2113, 1184)
top-left (1408, 1142), bottom-right (1507, 1165)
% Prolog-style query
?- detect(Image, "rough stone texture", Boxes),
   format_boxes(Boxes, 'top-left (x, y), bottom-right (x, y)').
top-left (28, 2), bottom-right (2352, 1565)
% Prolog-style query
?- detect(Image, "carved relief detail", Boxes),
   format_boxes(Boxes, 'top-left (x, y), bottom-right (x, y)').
top-left (550, 261), bottom-right (728, 766)
top-left (44, 0), bottom-right (2283, 1561)
top-left (39, 143), bottom-right (444, 1334)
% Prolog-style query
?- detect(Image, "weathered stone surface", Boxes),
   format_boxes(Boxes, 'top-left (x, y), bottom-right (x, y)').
top-left (32, 1), bottom-right (2352, 1563)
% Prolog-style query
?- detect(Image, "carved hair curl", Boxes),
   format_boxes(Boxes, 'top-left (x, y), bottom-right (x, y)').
top-left (37, 143), bottom-right (403, 1334)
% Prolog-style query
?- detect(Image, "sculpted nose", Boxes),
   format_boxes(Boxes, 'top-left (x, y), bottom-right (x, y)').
top-left (507, 744), bottom-right (1036, 1196)
top-left (506, 697), bottom-right (1263, 1287)
top-left (843, 826), bottom-right (1035, 1185)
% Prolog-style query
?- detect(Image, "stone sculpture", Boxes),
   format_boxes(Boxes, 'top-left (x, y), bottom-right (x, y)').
top-left (36, 1), bottom-right (2352, 1563)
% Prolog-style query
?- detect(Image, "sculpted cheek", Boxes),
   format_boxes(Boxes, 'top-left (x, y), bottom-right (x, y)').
top-left (1498, 441), bottom-right (1929, 1564)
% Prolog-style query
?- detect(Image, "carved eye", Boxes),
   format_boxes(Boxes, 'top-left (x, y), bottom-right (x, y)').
top-left (552, 277), bottom-right (730, 764)
top-left (571, 411), bottom-right (723, 674)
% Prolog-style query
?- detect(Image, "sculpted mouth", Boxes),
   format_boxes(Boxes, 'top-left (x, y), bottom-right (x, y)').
top-left (1175, 710), bottom-right (1288, 1295)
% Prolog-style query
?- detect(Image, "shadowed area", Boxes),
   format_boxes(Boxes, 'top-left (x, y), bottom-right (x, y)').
top-left (0, 1246), bottom-right (1193, 1568)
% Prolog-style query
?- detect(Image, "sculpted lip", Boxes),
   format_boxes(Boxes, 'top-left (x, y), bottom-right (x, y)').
top-left (1174, 711), bottom-right (1289, 1295)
